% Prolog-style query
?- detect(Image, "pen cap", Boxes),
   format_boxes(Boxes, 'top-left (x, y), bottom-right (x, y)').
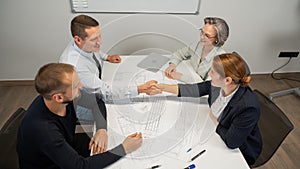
top-left (184, 164), bottom-right (196, 169)
top-left (189, 164), bottom-right (196, 169)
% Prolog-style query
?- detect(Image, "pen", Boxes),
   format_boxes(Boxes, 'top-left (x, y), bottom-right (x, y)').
top-left (147, 165), bottom-right (161, 169)
top-left (184, 164), bottom-right (196, 169)
top-left (190, 149), bottom-right (206, 161)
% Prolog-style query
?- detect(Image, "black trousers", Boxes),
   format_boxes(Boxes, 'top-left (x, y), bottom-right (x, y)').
top-left (72, 89), bottom-right (107, 157)
top-left (73, 132), bottom-right (93, 157)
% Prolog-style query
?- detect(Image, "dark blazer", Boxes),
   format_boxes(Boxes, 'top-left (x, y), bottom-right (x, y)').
top-left (178, 81), bottom-right (262, 165)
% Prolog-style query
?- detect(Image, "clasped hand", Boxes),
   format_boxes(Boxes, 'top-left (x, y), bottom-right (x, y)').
top-left (138, 80), bottom-right (162, 95)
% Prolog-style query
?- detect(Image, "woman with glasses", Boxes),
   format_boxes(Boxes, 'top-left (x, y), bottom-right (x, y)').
top-left (165, 17), bottom-right (229, 83)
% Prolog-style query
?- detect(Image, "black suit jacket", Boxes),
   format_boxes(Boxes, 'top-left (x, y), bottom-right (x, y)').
top-left (178, 81), bottom-right (262, 165)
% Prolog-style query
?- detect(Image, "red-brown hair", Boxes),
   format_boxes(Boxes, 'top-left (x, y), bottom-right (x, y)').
top-left (213, 53), bottom-right (251, 86)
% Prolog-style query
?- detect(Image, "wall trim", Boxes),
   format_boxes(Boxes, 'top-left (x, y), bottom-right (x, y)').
top-left (0, 80), bottom-right (34, 86)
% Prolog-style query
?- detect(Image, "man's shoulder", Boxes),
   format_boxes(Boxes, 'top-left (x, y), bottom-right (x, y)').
top-left (59, 42), bottom-right (85, 64)
top-left (21, 97), bottom-right (51, 133)
top-left (59, 47), bottom-right (80, 63)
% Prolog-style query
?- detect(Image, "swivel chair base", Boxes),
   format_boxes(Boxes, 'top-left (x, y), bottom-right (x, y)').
top-left (269, 87), bottom-right (300, 100)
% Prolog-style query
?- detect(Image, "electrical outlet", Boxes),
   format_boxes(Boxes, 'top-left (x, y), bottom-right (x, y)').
top-left (278, 52), bottom-right (299, 58)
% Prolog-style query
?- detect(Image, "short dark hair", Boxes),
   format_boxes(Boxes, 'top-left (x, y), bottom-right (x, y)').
top-left (71, 14), bottom-right (99, 39)
top-left (35, 63), bottom-right (75, 100)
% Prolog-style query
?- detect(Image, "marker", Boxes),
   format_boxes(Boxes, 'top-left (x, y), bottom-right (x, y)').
top-left (148, 165), bottom-right (161, 169)
top-left (184, 164), bottom-right (196, 169)
top-left (190, 149), bottom-right (206, 161)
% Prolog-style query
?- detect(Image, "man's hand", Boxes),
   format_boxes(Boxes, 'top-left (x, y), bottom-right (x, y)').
top-left (107, 54), bottom-right (121, 63)
top-left (137, 80), bottom-right (162, 95)
top-left (165, 63), bottom-right (176, 79)
top-left (122, 132), bottom-right (143, 154)
top-left (89, 129), bottom-right (108, 155)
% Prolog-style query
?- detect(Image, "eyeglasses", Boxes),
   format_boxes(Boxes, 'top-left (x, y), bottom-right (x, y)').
top-left (199, 28), bottom-right (216, 39)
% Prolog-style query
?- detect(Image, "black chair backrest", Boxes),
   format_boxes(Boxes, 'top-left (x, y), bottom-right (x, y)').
top-left (251, 90), bottom-right (294, 168)
top-left (232, 51), bottom-right (251, 76)
top-left (0, 107), bottom-right (26, 169)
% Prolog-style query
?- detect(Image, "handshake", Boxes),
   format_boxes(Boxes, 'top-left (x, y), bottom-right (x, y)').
top-left (137, 80), bottom-right (163, 95)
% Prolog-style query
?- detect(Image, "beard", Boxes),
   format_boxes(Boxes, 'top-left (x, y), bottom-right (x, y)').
top-left (62, 99), bottom-right (73, 104)
top-left (62, 90), bottom-right (81, 104)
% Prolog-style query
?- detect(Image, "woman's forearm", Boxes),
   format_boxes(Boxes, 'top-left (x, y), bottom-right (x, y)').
top-left (158, 84), bottom-right (179, 95)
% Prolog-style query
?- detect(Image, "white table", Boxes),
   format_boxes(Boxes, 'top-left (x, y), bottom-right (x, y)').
top-left (102, 55), bottom-right (250, 169)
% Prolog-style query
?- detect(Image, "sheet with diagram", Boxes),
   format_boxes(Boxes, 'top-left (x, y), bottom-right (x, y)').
top-left (102, 55), bottom-right (213, 168)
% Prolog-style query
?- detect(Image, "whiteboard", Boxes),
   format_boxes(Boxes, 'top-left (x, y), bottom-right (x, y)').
top-left (71, 0), bottom-right (201, 14)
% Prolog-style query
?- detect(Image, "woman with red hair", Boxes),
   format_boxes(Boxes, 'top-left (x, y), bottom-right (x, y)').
top-left (157, 53), bottom-right (262, 165)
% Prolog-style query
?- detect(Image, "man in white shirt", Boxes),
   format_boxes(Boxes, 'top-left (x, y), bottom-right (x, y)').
top-left (59, 14), bottom-right (159, 155)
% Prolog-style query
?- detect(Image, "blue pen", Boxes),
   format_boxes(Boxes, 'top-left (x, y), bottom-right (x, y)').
top-left (184, 164), bottom-right (196, 169)
top-left (187, 148), bottom-right (192, 153)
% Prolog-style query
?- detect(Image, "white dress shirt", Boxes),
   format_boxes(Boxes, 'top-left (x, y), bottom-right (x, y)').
top-left (59, 41), bottom-right (138, 102)
top-left (211, 86), bottom-right (239, 121)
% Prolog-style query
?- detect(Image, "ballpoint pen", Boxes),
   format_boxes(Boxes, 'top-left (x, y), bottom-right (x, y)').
top-left (184, 164), bottom-right (196, 169)
top-left (190, 149), bottom-right (206, 161)
top-left (147, 164), bottom-right (161, 169)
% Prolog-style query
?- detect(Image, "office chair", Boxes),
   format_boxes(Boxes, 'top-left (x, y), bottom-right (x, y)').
top-left (251, 90), bottom-right (294, 168)
top-left (269, 87), bottom-right (300, 100)
top-left (0, 107), bottom-right (94, 169)
top-left (0, 107), bottom-right (26, 169)
top-left (232, 51), bottom-right (251, 76)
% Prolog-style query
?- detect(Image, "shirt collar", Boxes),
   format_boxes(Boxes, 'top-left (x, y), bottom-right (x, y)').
top-left (219, 85), bottom-right (240, 103)
top-left (202, 46), bottom-right (220, 62)
top-left (72, 40), bottom-right (94, 59)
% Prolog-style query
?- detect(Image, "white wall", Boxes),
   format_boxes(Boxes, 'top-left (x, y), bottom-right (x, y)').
top-left (0, 0), bottom-right (299, 80)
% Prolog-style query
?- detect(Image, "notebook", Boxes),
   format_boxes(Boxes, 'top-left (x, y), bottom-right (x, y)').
top-left (137, 53), bottom-right (170, 73)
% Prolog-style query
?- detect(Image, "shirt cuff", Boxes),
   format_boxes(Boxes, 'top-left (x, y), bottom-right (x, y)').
top-left (129, 86), bottom-right (139, 97)
top-left (99, 51), bottom-right (108, 61)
